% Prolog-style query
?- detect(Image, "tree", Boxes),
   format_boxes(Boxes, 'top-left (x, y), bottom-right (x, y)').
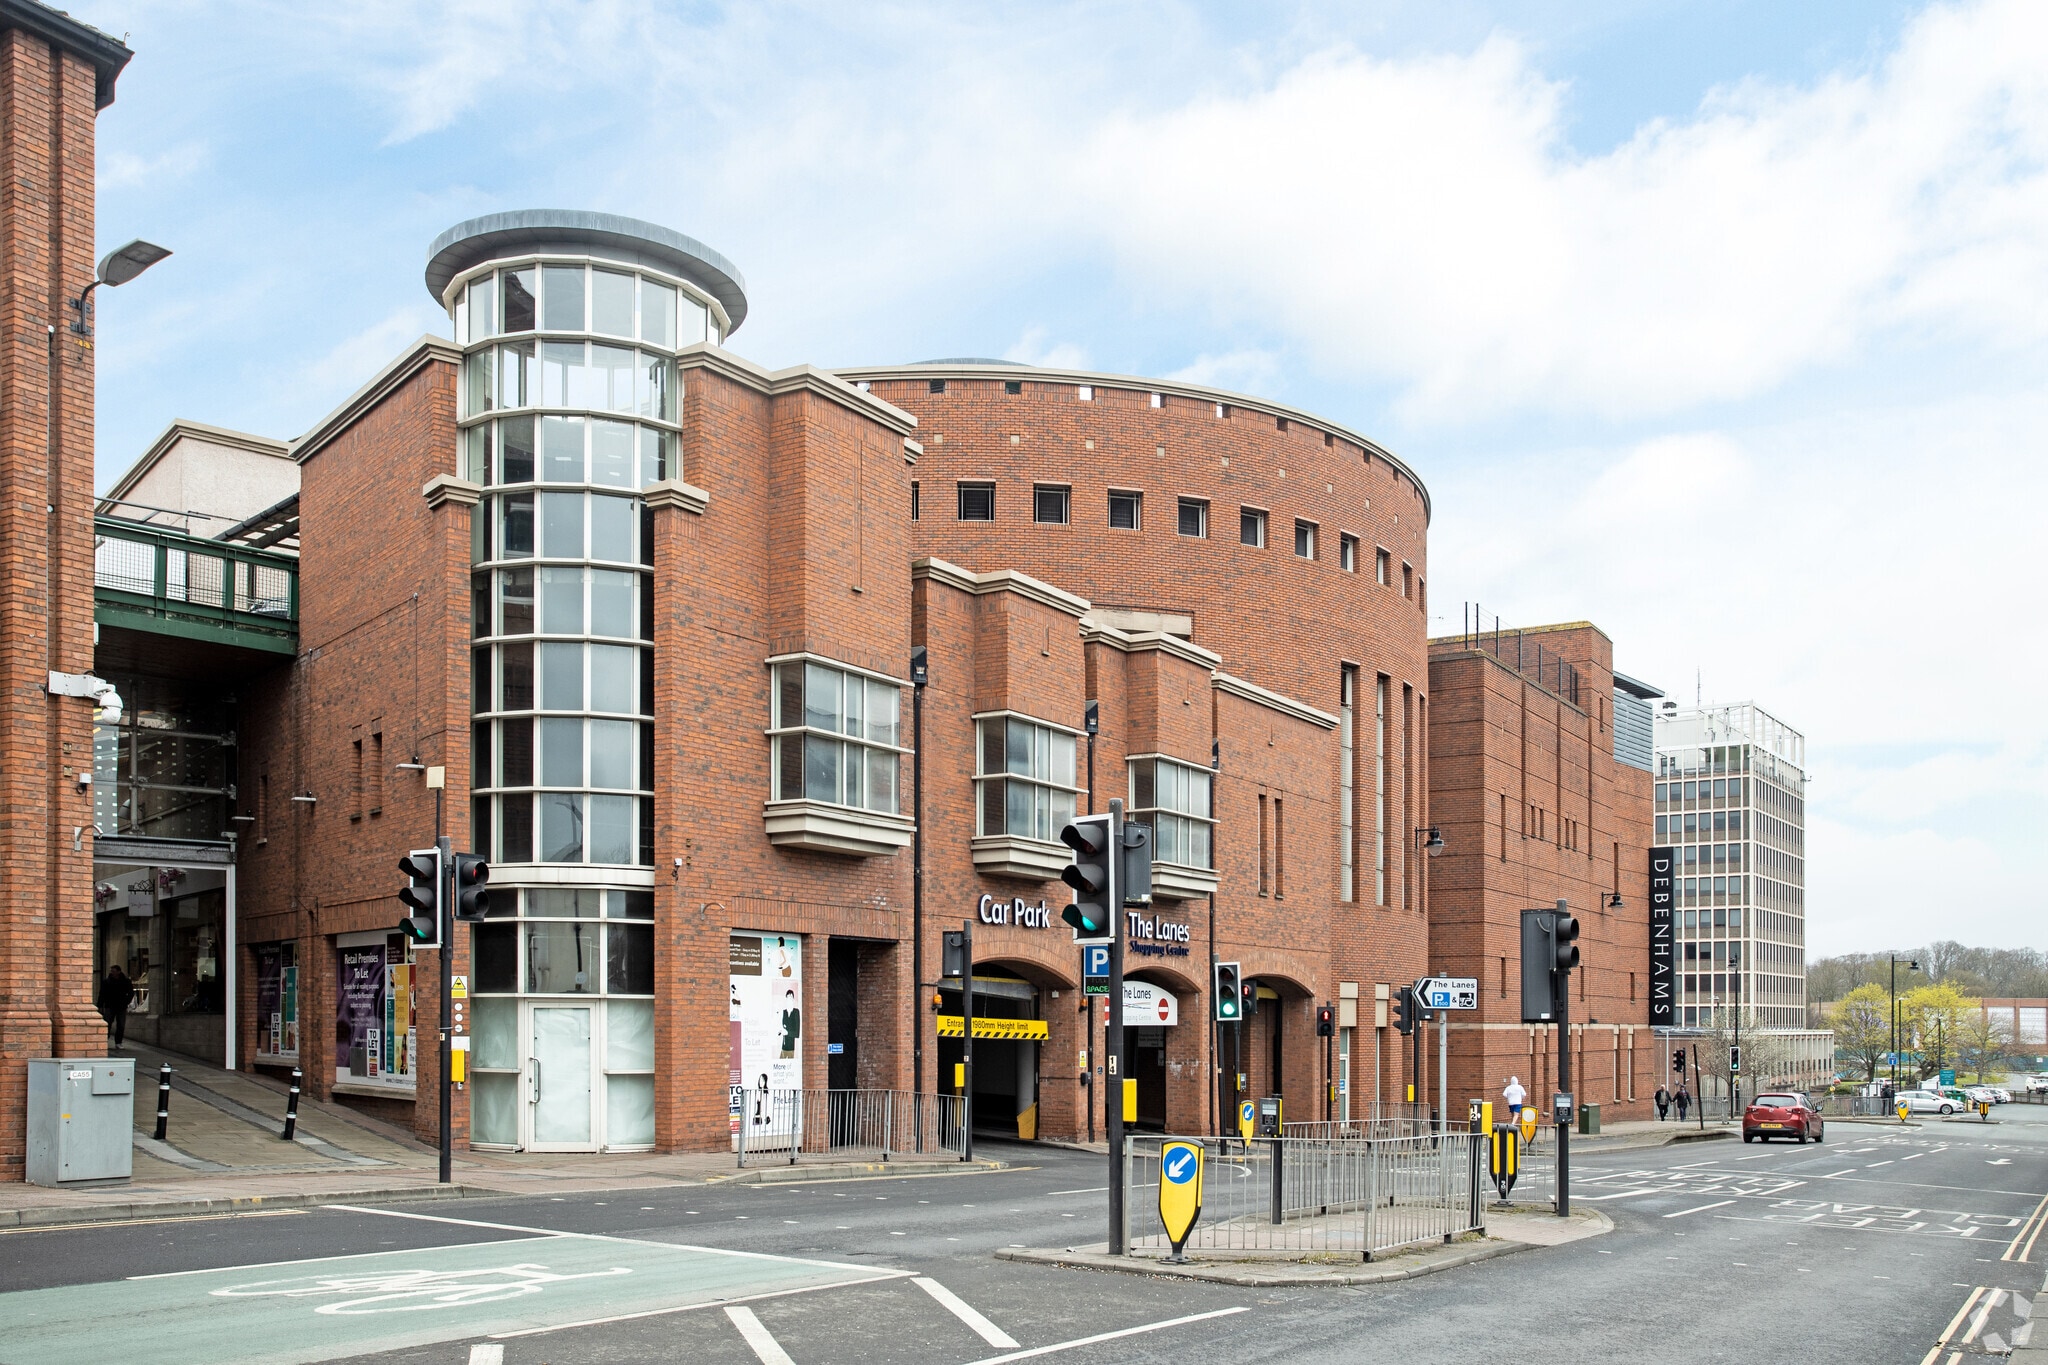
top-left (1828, 984), bottom-right (1891, 1084)
top-left (1955, 1009), bottom-right (2011, 1083)
top-left (1902, 983), bottom-right (1977, 1079)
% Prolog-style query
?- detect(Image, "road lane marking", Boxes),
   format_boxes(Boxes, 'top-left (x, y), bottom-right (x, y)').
top-left (1664, 1200), bottom-right (1735, 1219)
top-left (2005, 1191), bottom-right (2048, 1262)
top-left (963, 1306), bottom-right (1251, 1364)
top-left (915, 1276), bottom-right (1020, 1348)
top-left (1923, 1287), bottom-right (1988, 1364)
top-left (130, 1235), bottom-right (563, 1280)
top-left (1047, 1187), bottom-right (1110, 1195)
top-left (1962, 1289), bottom-right (2006, 1344)
top-left (491, 1270), bottom-right (918, 1339)
top-left (468, 1346), bottom-right (504, 1365)
top-left (1577, 1190), bottom-right (1659, 1201)
top-left (726, 1306), bottom-right (796, 1365)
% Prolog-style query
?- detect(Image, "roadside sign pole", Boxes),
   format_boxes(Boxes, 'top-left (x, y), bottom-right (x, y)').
top-left (1107, 798), bottom-right (1126, 1256)
top-left (1438, 1006), bottom-right (1449, 1138)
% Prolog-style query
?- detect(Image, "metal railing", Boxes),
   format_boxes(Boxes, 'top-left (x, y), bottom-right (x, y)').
top-left (1126, 1133), bottom-right (1486, 1261)
top-left (734, 1088), bottom-right (966, 1167)
top-left (1445, 606), bottom-right (1582, 707)
top-left (93, 515), bottom-right (298, 652)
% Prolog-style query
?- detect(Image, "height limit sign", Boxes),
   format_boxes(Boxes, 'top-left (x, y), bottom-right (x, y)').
top-left (1417, 977), bottom-right (1479, 1011)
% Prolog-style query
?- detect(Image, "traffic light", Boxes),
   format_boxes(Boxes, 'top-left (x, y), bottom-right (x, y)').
top-left (1553, 913), bottom-right (1581, 972)
top-left (1120, 819), bottom-right (1153, 907)
top-left (1214, 961), bottom-right (1242, 1022)
top-left (1241, 980), bottom-right (1259, 1018)
top-left (452, 853), bottom-right (490, 922)
top-left (1394, 984), bottom-right (1416, 1036)
top-left (1059, 813), bottom-right (1115, 940)
top-left (1729, 1045), bottom-right (1742, 1075)
top-left (1316, 1004), bottom-right (1335, 1037)
top-left (397, 848), bottom-right (441, 947)
top-left (1672, 1049), bottom-right (1687, 1076)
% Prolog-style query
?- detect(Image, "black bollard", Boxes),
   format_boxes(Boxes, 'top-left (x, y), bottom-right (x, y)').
top-left (154, 1063), bottom-right (171, 1141)
top-left (282, 1067), bottom-right (302, 1141)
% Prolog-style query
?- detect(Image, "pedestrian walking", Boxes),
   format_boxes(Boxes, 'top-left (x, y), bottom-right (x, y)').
top-left (1502, 1074), bottom-right (1526, 1120)
top-left (97, 963), bottom-right (135, 1049)
top-left (1674, 1085), bottom-right (1691, 1122)
top-left (1655, 1085), bottom-right (1671, 1121)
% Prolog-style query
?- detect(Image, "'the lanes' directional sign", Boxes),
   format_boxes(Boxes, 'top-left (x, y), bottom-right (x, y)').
top-left (1416, 976), bottom-right (1479, 1011)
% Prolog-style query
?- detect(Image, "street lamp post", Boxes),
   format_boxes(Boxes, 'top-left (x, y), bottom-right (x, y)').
top-left (1889, 955), bottom-right (1920, 1090)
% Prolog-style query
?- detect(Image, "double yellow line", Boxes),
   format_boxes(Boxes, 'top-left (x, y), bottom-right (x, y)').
top-left (1920, 1286), bottom-right (2005, 1365)
top-left (2004, 1188), bottom-right (2048, 1263)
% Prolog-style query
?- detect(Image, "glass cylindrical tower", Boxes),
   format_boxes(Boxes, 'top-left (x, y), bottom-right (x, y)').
top-left (425, 211), bottom-right (747, 1151)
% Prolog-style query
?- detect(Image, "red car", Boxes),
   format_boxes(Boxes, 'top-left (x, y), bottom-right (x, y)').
top-left (1744, 1092), bottom-right (1824, 1143)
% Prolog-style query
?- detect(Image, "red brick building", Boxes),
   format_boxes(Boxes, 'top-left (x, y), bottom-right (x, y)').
top-left (0, 0), bottom-right (130, 1179)
top-left (36, 203), bottom-right (1663, 1175)
top-left (1426, 620), bottom-right (1662, 1123)
top-left (94, 211), bottom-right (1445, 1155)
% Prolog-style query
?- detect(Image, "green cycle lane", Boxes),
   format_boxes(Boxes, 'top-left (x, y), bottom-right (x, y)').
top-left (0, 1213), bottom-right (909, 1365)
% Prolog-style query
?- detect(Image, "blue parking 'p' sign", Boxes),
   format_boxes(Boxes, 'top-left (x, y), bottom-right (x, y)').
top-left (1157, 1140), bottom-right (1203, 1260)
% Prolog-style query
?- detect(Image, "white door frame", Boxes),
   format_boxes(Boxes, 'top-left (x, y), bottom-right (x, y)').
top-left (521, 1000), bottom-right (599, 1152)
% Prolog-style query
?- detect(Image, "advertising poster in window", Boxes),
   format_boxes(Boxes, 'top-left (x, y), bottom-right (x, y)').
top-left (336, 933), bottom-right (416, 1090)
top-left (253, 942), bottom-right (300, 1060)
top-left (729, 932), bottom-right (802, 1143)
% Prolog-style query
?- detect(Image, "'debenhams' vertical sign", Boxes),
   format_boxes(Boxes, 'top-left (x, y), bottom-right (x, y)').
top-left (1648, 846), bottom-right (1675, 1027)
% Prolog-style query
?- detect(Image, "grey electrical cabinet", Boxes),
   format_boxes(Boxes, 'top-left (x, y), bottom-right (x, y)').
top-left (26, 1058), bottom-right (134, 1187)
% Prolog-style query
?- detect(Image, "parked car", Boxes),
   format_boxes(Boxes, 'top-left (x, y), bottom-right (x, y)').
top-left (1745, 1092), bottom-right (1825, 1143)
top-left (2025, 1075), bottom-right (2048, 1095)
top-left (1895, 1088), bottom-right (1959, 1115)
top-left (1989, 1087), bottom-right (2012, 1103)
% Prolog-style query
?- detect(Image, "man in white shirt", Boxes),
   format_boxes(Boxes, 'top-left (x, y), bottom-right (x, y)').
top-left (1503, 1075), bottom-right (1527, 1119)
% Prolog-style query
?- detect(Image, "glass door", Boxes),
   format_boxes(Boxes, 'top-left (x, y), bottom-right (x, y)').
top-left (525, 1003), bottom-right (597, 1151)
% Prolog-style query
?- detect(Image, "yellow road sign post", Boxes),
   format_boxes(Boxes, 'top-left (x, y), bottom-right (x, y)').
top-left (1157, 1140), bottom-right (1204, 1263)
top-left (1237, 1099), bottom-right (1256, 1142)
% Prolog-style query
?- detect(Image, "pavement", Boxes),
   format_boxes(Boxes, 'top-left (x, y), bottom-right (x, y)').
top-left (0, 1043), bottom-right (1004, 1229)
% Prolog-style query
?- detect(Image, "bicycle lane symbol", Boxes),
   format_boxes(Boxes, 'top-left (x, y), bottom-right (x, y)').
top-left (212, 1262), bottom-right (634, 1315)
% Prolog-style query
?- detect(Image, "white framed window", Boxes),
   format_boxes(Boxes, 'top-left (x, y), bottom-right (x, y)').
top-left (975, 714), bottom-right (1080, 842)
top-left (958, 482), bottom-right (995, 521)
top-left (770, 659), bottom-right (903, 815)
top-left (1177, 498), bottom-right (1208, 538)
top-left (1375, 547), bottom-right (1391, 584)
top-left (1129, 756), bottom-right (1214, 870)
top-left (1108, 489), bottom-right (1141, 529)
top-left (1240, 507), bottom-right (1267, 547)
top-left (1340, 533), bottom-right (1358, 572)
top-left (1295, 519), bottom-right (1317, 560)
top-left (1034, 485), bottom-right (1070, 524)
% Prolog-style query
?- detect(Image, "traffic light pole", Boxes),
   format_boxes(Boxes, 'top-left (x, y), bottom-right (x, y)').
top-left (437, 833), bottom-right (453, 1185)
top-left (1107, 798), bottom-right (1127, 1256)
top-left (961, 917), bottom-right (974, 1164)
top-left (1555, 900), bottom-right (1572, 1218)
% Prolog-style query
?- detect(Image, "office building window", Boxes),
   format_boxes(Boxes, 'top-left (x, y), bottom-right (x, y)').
top-left (1375, 547), bottom-right (1390, 584)
top-left (976, 714), bottom-right (1080, 842)
top-left (1177, 498), bottom-right (1208, 538)
top-left (1129, 756), bottom-right (1214, 871)
top-left (1108, 489), bottom-right (1141, 529)
top-left (1295, 520), bottom-right (1317, 560)
top-left (770, 660), bottom-right (902, 815)
top-left (1241, 508), bottom-right (1267, 547)
top-left (1340, 533), bottom-right (1357, 572)
top-left (957, 482), bottom-right (995, 521)
top-left (1033, 485), bottom-right (1070, 525)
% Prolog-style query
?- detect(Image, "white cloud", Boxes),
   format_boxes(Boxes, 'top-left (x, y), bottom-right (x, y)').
top-left (298, 306), bottom-right (446, 417)
top-left (1003, 328), bottom-right (1090, 371)
top-left (1167, 348), bottom-right (1283, 395)
top-left (99, 141), bottom-right (208, 191)
top-left (1077, 1), bottom-right (2048, 420)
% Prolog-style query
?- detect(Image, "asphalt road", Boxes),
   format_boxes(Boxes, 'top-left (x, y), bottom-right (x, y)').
top-left (2, 1108), bottom-right (2042, 1365)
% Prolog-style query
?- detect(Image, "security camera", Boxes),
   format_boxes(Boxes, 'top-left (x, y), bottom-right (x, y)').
top-left (94, 684), bottom-right (123, 725)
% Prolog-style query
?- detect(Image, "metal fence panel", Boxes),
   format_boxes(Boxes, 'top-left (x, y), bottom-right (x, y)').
top-left (1127, 1134), bottom-right (1485, 1261)
top-left (734, 1089), bottom-right (965, 1167)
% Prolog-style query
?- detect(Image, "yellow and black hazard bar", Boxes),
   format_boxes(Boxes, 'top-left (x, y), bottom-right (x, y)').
top-left (936, 1015), bottom-right (1049, 1041)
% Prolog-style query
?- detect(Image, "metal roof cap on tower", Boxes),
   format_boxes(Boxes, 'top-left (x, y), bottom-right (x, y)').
top-left (424, 210), bottom-right (749, 334)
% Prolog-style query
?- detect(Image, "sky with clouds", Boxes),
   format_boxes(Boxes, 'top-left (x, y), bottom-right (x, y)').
top-left (75, 0), bottom-right (2047, 956)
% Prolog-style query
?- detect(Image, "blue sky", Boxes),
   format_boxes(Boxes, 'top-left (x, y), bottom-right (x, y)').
top-left (77, 0), bottom-right (2047, 955)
